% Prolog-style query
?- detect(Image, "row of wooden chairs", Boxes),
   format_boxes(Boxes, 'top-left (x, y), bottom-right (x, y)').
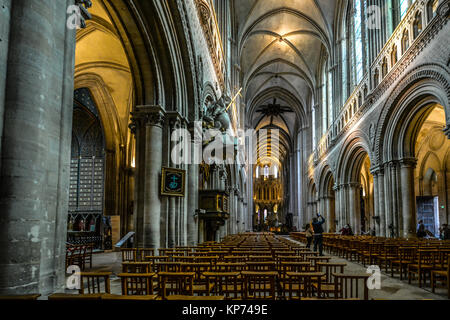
top-left (66, 243), bottom-right (94, 271)
top-left (292, 232), bottom-right (450, 298)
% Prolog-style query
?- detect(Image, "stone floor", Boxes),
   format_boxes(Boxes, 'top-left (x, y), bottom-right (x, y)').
top-left (57, 240), bottom-right (449, 300)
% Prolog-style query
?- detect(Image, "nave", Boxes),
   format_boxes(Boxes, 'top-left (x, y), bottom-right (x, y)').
top-left (5, 233), bottom-right (446, 301)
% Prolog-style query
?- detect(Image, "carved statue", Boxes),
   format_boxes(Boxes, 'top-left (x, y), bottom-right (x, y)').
top-left (203, 95), bottom-right (232, 132)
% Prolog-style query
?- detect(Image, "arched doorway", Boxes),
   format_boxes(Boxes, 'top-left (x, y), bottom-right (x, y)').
top-left (68, 88), bottom-right (110, 250)
top-left (414, 104), bottom-right (449, 237)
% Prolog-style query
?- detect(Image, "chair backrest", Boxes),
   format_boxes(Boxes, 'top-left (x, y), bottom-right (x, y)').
top-left (121, 248), bottom-right (137, 262)
top-left (246, 261), bottom-right (276, 272)
top-left (417, 249), bottom-right (437, 267)
top-left (214, 262), bottom-right (246, 272)
top-left (154, 262), bottom-right (181, 273)
top-left (159, 272), bottom-right (195, 299)
top-left (203, 272), bottom-right (241, 299)
top-left (333, 273), bottom-right (370, 300)
top-left (284, 272), bottom-right (325, 299)
top-left (118, 273), bottom-right (155, 296)
top-left (279, 262), bottom-right (311, 280)
top-left (179, 263), bottom-right (211, 282)
top-left (79, 272), bottom-right (112, 294)
top-left (242, 271), bottom-right (277, 300)
top-left (316, 263), bottom-right (346, 284)
top-left (138, 248), bottom-right (155, 261)
top-left (399, 247), bottom-right (416, 261)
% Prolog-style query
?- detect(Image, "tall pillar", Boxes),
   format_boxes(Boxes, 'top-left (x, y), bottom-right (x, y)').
top-left (131, 106), bottom-right (165, 249)
top-left (186, 123), bottom-right (200, 246)
top-left (0, 0), bottom-right (76, 295)
top-left (377, 170), bottom-right (386, 237)
top-left (167, 113), bottom-right (182, 248)
top-left (400, 158), bottom-right (417, 238)
top-left (371, 170), bottom-right (380, 235)
top-left (390, 161), bottom-right (400, 237)
top-left (0, 0), bottom-right (12, 173)
top-left (383, 163), bottom-right (393, 237)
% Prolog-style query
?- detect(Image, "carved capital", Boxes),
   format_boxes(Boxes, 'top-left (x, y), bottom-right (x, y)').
top-left (166, 111), bottom-right (185, 131)
top-left (130, 105), bottom-right (166, 129)
top-left (400, 157), bottom-right (418, 168)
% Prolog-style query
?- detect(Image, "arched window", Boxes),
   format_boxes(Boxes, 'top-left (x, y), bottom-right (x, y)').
top-left (256, 166), bottom-right (259, 178)
top-left (426, 0), bottom-right (439, 22)
top-left (352, 0), bottom-right (364, 84)
top-left (373, 68), bottom-right (379, 87)
top-left (391, 45), bottom-right (398, 66)
top-left (401, 29), bottom-right (409, 54)
top-left (321, 59), bottom-right (328, 134)
top-left (382, 57), bottom-right (388, 78)
top-left (413, 12), bottom-right (423, 39)
top-left (400, 0), bottom-right (410, 20)
top-left (264, 165), bottom-right (269, 179)
top-left (328, 70), bottom-right (333, 126)
top-left (273, 165), bottom-right (278, 179)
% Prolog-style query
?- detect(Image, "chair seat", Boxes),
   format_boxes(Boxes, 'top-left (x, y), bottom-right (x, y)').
top-left (409, 264), bottom-right (434, 270)
top-left (193, 283), bottom-right (215, 292)
top-left (221, 284), bottom-right (243, 293)
top-left (280, 283), bottom-right (304, 291)
top-left (431, 270), bottom-right (447, 277)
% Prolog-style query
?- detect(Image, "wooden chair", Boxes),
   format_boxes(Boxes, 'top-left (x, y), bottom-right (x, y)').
top-left (204, 272), bottom-right (242, 299)
top-left (242, 271), bottom-right (277, 300)
top-left (118, 273), bottom-right (156, 296)
top-left (431, 255), bottom-right (450, 298)
top-left (83, 244), bottom-right (94, 269)
top-left (283, 272), bottom-right (325, 300)
top-left (333, 273), bottom-right (370, 300)
top-left (312, 263), bottom-right (346, 298)
top-left (159, 272), bottom-right (195, 300)
top-left (408, 249), bottom-right (438, 287)
top-left (390, 246), bottom-right (416, 280)
top-left (179, 262), bottom-right (213, 295)
top-left (79, 272), bottom-right (112, 294)
top-left (278, 262), bottom-right (311, 291)
top-left (138, 248), bottom-right (155, 262)
top-left (378, 244), bottom-right (399, 272)
top-left (308, 256), bottom-right (331, 269)
top-left (121, 248), bottom-right (137, 262)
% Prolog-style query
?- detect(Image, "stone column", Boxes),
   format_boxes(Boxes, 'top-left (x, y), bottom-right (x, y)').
top-left (0, 0), bottom-right (76, 295)
top-left (384, 163), bottom-right (394, 237)
top-left (348, 183), bottom-right (361, 234)
top-left (131, 106), bottom-right (165, 249)
top-left (167, 113), bottom-right (182, 248)
top-left (390, 161), bottom-right (400, 237)
top-left (0, 0), bottom-right (12, 172)
top-left (400, 158), bottom-right (417, 238)
top-left (371, 170), bottom-right (380, 236)
top-left (377, 169), bottom-right (386, 237)
top-left (186, 122), bottom-right (200, 246)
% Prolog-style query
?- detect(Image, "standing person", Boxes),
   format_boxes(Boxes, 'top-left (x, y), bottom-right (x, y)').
top-left (305, 223), bottom-right (314, 249)
top-left (417, 220), bottom-right (426, 239)
top-left (312, 213), bottom-right (326, 256)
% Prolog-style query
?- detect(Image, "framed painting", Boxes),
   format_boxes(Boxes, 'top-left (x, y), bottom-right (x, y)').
top-left (161, 167), bottom-right (186, 197)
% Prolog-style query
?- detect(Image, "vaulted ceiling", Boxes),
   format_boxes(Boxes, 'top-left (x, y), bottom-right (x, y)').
top-left (234, 0), bottom-right (339, 167)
